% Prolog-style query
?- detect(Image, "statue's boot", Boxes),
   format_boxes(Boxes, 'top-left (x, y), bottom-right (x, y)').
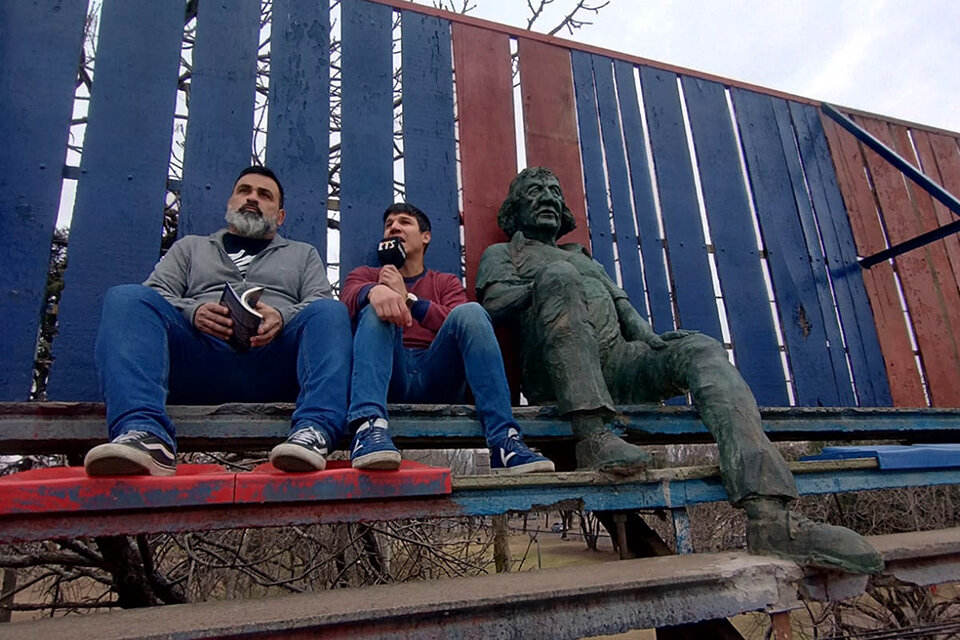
top-left (572, 414), bottom-right (651, 475)
top-left (744, 497), bottom-right (884, 574)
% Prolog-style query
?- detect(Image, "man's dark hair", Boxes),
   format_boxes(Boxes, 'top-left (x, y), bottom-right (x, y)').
top-left (498, 167), bottom-right (576, 239)
top-left (235, 165), bottom-right (284, 208)
top-left (383, 202), bottom-right (431, 232)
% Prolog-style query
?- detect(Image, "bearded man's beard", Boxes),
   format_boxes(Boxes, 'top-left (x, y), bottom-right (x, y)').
top-left (225, 207), bottom-right (277, 239)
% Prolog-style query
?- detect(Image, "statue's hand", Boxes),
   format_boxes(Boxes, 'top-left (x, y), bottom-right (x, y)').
top-left (650, 329), bottom-right (698, 348)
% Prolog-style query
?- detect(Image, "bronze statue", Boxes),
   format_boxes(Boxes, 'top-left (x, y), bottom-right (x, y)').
top-left (477, 167), bottom-right (883, 573)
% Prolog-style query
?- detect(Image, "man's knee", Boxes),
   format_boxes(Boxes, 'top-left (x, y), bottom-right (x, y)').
top-left (101, 284), bottom-right (168, 319)
top-left (354, 303), bottom-right (398, 336)
top-left (534, 261), bottom-right (581, 294)
top-left (445, 302), bottom-right (493, 332)
top-left (299, 298), bottom-right (350, 328)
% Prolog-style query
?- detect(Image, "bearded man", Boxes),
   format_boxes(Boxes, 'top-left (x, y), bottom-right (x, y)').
top-left (84, 166), bottom-right (352, 476)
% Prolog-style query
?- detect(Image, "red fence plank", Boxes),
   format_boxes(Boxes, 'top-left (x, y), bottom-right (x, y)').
top-left (857, 117), bottom-right (960, 406)
top-left (888, 127), bottom-right (960, 391)
top-left (916, 132), bottom-right (960, 287)
top-left (821, 116), bottom-right (926, 406)
top-left (517, 38), bottom-right (590, 249)
top-left (453, 23), bottom-right (517, 299)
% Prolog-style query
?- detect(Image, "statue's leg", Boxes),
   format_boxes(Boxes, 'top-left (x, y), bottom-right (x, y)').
top-left (528, 262), bottom-right (649, 474)
top-left (608, 334), bottom-right (882, 573)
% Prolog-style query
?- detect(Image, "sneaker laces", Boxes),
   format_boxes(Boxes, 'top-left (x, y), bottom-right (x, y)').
top-left (289, 427), bottom-right (327, 449)
top-left (113, 430), bottom-right (149, 443)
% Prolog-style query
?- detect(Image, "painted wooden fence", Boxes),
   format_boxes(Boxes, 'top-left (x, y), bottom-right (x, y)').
top-left (4, 0), bottom-right (960, 408)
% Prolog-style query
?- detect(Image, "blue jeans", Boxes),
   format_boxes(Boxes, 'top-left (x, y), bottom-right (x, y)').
top-left (348, 302), bottom-right (516, 447)
top-left (95, 285), bottom-right (352, 449)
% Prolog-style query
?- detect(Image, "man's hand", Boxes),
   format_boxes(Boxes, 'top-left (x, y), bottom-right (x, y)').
top-left (368, 284), bottom-right (412, 327)
top-left (250, 302), bottom-right (283, 348)
top-left (378, 265), bottom-right (407, 296)
top-left (194, 302), bottom-right (233, 340)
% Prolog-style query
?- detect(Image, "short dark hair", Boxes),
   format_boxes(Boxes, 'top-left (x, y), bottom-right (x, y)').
top-left (498, 167), bottom-right (576, 239)
top-left (383, 202), bottom-right (431, 232)
top-left (235, 165), bottom-right (284, 208)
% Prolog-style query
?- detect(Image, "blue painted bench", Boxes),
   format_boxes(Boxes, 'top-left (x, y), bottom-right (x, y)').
top-left (4, 0), bottom-right (960, 556)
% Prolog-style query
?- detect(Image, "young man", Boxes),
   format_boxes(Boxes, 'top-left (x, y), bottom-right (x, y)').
top-left (338, 203), bottom-right (554, 474)
top-left (84, 166), bottom-right (352, 476)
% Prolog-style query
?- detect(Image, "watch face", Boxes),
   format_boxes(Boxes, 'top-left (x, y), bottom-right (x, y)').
top-left (405, 293), bottom-right (417, 307)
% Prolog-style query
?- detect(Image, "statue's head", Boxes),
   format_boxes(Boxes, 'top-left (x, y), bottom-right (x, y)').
top-left (498, 167), bottom-right (576, 241)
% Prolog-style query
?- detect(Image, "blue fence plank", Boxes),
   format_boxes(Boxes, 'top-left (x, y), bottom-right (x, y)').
top-left (46, 1), bottom-right (184, 400)
top-left (401, 11), bottom-right (460, 277)
top-left (639, 67), bottom-right (722, 339)
top-left (0, 0), bottom-right (87, 400)
top-left (772, 100), bottom-right (855, 406)
top-left (614, 60), bottom-right (673, 332)
top-left (178, 0), bottom-right (260, 237)
top-left (267, 0), bottom-right (331, 254)
top-left (571, 50), bottom-right (616, 278)
top-left (591, 55), bottom-right (646, 309)
top-left (681, 76), bottom-right (788, 406)
top-left (731, 88), bottom-right (840, 407)
top-left (339, 0), bottom-right (394, 274)
top-left (790, 102), bottom-right (892, 406)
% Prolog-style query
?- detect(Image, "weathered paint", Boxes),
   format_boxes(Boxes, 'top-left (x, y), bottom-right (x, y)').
top-left (4, 403), bottom-right (960, 455)
top-left (453, 21), bottom-right (517, 298)
top-left (4, 461), bottom-right (960, 543)
top-left (822, 116), bottom-right (927, 405)
top-left (234, 460), bottom-right (451, 503)
top-left (0, 464), bottom-right (234, 515)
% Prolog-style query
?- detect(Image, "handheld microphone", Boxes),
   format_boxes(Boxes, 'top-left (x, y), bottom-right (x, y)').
top-left (377, 237), bottom-right (407, 268)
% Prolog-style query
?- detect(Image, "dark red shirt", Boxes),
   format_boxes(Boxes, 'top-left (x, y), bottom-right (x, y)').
top-left (341, 266), bottom-right (468, 349)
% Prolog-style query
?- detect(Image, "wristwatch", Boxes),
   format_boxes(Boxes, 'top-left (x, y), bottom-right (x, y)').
top-left (405, 293), bottom-right (418, 308)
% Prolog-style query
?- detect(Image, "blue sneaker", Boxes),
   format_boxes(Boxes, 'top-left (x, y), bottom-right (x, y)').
top-left (351, 418), bottom-right (402, 470)
top-left (490, 428), bottom-right (556, 475)
top-left (270, 425), bottom-right (330, 472)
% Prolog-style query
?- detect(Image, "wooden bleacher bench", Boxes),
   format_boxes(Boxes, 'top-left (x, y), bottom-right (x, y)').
top-left (4, 0), bottom-right (960, 634)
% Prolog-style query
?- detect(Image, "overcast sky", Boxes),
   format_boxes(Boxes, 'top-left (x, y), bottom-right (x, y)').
top-left (423, 0), bottom-right (960, 134)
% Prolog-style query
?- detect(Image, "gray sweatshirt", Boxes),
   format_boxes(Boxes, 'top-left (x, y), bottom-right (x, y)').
top-left (144, 229), bottom-right (333, 327)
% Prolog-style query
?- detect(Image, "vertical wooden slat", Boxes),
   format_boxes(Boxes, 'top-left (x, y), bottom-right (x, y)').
top-left (517, 38), bottom-right (590, 249)
top-left (47, 1), bottom-right (184, 400)
top-left (681, 76), bottom-right (787, 406)
top-left (453, 23), bottom-right (517, 296)
top-left (792, 103), bottom-right (891, 406)
top-left (614, 60), bottom-right (673, 332)
top-left (452, 23), bottom-right (517, 297)
top-left (858, 118), bottom-right (960, 406)
top-left (339, 0), bottom-right (394, 274)
top-left (858, 116), bottom-right (960, 405)
top-left (913, 131), bottom-right (960, 297)
top-left (266, 0), bottom-right (331, 252)
top-left (890, 126), bottom-right (960, 379)
top-left (571, 50), bottom-right (616, 279)
top-left (640, 67), bottom-right (721, 340)
top-left (0, 0), bottom-right (87, 400)
top-left (178, 0), bottom-right (260, 237)
top-left (401, 11), bottom-right (460, 277)
top-left (591, 55), bottom-right (646, 308)
top-left (731, 89), bottom-right (839, 406)
top-left (821, 116), bottom-right (925, 406)
top-left (772, 100), bottom-right (854, 406)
